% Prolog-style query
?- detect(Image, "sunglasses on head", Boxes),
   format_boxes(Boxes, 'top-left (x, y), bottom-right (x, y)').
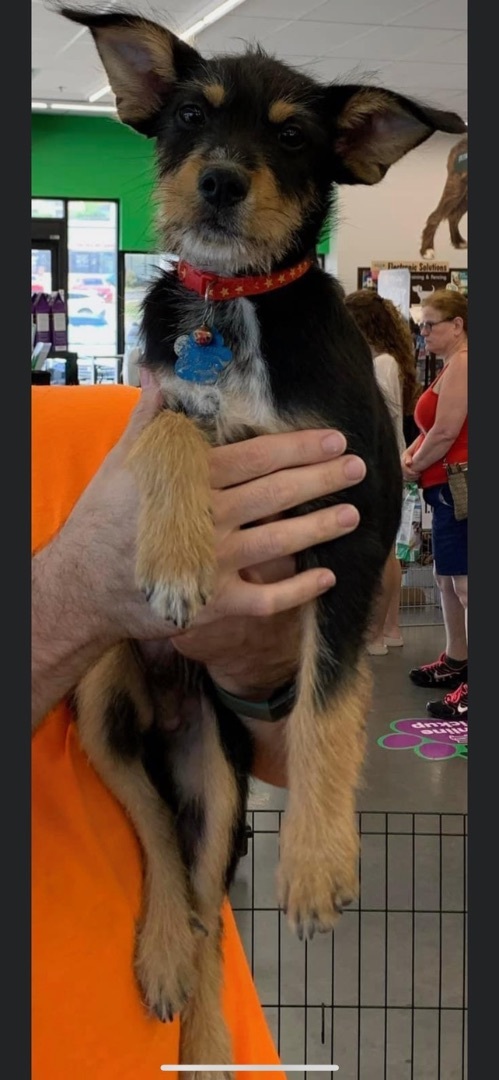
top-left (419, 317), bottom-right (454, 332)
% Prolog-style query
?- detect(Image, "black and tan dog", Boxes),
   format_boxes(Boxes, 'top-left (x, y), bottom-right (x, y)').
top-left (54, 7), bottom-right (466, 1073)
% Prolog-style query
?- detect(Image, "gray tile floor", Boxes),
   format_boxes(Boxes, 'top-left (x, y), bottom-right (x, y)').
top-left (229, 626), bottom-right (468, 1080)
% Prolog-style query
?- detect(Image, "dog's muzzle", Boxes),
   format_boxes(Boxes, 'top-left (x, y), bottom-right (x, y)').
top-left (198, 166), bottom-right (250, 211)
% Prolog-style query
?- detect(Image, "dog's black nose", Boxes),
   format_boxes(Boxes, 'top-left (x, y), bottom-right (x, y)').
top-left (198, 167), bottom-right (250, 209)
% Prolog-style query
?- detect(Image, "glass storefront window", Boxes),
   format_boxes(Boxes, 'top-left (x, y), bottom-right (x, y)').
top-left (32, 247), bottom-right (53, 293)
top-left (123, 251), bottom-right (177, 351)
top-left (67, 200), bottom-right (118, 358)
top-left (32, 198), bottom-right (65, 218)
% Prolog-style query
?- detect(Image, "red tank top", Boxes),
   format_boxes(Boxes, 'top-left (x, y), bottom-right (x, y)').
top-left (413, 372), bottom-right (468, 489)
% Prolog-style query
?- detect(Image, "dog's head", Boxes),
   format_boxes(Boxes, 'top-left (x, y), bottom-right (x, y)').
top-left (59, 7), bottom-right (466, 273)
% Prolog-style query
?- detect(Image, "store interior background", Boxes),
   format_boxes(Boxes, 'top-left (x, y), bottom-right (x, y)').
top-left (32, 2), bottom-right (468, 1072)
top-left (32, 0), bottom-right (467, 381)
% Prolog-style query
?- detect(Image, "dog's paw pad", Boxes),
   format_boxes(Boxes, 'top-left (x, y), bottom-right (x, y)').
top-left (138, 971), bottom-right (191, 1024)
top-left (277, 821), bottom-right (359, 941)
top-left (141, 571), bottom-right (214, 627)
top-left (134, 920), bottom-right (196, 1020)
top-left (289, 888), bottom-right (356, 941)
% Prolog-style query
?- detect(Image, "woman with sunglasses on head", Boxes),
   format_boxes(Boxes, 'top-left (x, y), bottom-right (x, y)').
top-left (402, 289), bottom-right (468, 720)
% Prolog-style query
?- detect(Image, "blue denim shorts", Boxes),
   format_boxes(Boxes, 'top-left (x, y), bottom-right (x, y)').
top-left (423, 483), bottom-right (468, 577)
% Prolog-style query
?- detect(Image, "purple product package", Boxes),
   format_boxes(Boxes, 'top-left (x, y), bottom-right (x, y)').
top-left (33, 293), bottom-right (52, 346)
top-left (50, 290), bottom-right (68, 351)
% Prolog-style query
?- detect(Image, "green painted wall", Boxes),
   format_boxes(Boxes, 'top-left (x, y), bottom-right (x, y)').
top-left (32, 114), bottom-right (157, 251)
top-left (317, 220), bottom-right (331, 256)
top-left (32, 113), bottom-right (330, 255)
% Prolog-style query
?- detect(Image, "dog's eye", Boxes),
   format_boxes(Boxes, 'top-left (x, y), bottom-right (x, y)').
top-left (177, 104), bottom-right (206, 127)
top-left (278, 125), bottom-right (305, 149)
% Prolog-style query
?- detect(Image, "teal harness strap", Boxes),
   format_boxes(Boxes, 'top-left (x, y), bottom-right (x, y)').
top-left (453, 151), bottom-right (468, 174)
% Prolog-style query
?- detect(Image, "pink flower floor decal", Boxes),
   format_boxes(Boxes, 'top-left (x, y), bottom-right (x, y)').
top-left (377, 718), bottom-right (468, 760)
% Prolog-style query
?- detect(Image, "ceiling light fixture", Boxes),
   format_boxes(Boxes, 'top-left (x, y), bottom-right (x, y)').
top-left (182, 0), bottom-right (248, 41)
top-left (31, 101), bottom-right (117, 114)
top-left (89, 84), bottom-right (112, 103)
top-left (88, 0), bottom-right (248, 103)
top-left (52, 102), bottom-right (117, 113)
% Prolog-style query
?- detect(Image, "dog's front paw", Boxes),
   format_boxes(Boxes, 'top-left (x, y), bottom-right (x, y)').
top-left (141, 564), bottom-right (215, 628)
top-left (136, 508), bottom-right (216, 627)
top-left (276, 813), bottom-right (359, 940)
top-left (134, 914), bottom-right (197, 1022)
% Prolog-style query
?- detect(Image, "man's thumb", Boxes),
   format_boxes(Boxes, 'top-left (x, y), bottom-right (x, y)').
top-left (120, 374), bottom-right (163, 450)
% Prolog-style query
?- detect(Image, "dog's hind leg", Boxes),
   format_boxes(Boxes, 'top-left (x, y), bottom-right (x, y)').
top-left (276, 599), bottom-right (371, 939)
top-left (75, 642), bottom-right (197, 1021)
top-left (180, 913), bottom-right (233, 1080)
top-left (170, 695), bottom-right (245, 1080)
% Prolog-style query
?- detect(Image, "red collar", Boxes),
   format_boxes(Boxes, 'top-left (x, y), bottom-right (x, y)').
top-left (177, 256), bottom-right (314, 301)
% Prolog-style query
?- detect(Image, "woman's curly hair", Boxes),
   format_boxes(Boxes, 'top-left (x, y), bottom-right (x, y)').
top-left (345, 289), bottom-right (421, 415)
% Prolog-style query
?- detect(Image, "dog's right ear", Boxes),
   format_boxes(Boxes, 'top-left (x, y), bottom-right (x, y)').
top-left (58, 8), bottom-right (202, 136)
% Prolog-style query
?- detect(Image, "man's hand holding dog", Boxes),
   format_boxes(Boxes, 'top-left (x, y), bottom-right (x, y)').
top-left (32, 384), bottom-right (365, 731)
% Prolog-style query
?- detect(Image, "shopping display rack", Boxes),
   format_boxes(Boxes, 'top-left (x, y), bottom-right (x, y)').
top-left (230, 811), bottom-right (467, 1080)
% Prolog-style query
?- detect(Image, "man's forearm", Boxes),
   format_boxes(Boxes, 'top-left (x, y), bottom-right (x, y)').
top-left (32, 540), bottom-right (114, 729)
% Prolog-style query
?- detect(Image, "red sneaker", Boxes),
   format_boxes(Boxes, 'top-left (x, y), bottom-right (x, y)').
top-left (409, 652), bottom-right (467, 689)
top-left (426, 682), bottom-right (468, 720)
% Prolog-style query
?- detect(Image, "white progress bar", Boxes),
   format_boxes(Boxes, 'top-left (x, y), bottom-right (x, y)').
top-left (160, 1067), bottom-right (339, 1072)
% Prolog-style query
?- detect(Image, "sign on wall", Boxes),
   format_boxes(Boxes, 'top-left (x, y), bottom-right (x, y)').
top-left (294, 126), bottom-right (469, 293)
top-left (357, 262), bottom-right (467, 316)
top-left (377, 268), bottom-right (411, 319)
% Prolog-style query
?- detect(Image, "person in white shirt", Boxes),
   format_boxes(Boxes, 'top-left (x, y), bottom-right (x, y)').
top-left (345, 290), bottom-right (420, 654)
top-left (372, 351), bottom-right (407, 458)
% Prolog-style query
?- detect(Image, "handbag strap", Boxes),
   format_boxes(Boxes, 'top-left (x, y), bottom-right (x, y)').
top-left (443, 454), bottom-right (468, 467)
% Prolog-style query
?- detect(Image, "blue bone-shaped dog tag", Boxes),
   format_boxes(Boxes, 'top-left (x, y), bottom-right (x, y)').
top-left (174, 329), bottom-right (233, 385)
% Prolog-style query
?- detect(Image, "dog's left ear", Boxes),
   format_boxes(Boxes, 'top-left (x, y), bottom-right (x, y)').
top-left (58, 7), bottom-right (202, 136)
top-left (328, 86), bottom-right (467, 185)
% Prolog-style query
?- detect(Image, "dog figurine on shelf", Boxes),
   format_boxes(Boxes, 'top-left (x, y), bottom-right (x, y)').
top-left (53, 7), bottom-right (466, 1074)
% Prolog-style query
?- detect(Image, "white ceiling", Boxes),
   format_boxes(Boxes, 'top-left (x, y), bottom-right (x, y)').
top-left (32, 0), bottom-right (467, 120)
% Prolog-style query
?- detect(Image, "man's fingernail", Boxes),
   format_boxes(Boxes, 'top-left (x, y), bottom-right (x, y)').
top-left (344, 457), bottom-right (365, 480)
top-left (139, 367), bottom-right (153, 388)
top-left (337, 505), bottom-right (359, 528)
top-left (321, 433), bottom-right (345, 455)
top-left (318, 572), bottom-right (336, 591)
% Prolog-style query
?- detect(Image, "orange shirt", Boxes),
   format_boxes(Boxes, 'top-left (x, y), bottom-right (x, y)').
top-left (413, 374), bottom-right (468, 489)
top-left (32, 385), bottom-right (283, 1080)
